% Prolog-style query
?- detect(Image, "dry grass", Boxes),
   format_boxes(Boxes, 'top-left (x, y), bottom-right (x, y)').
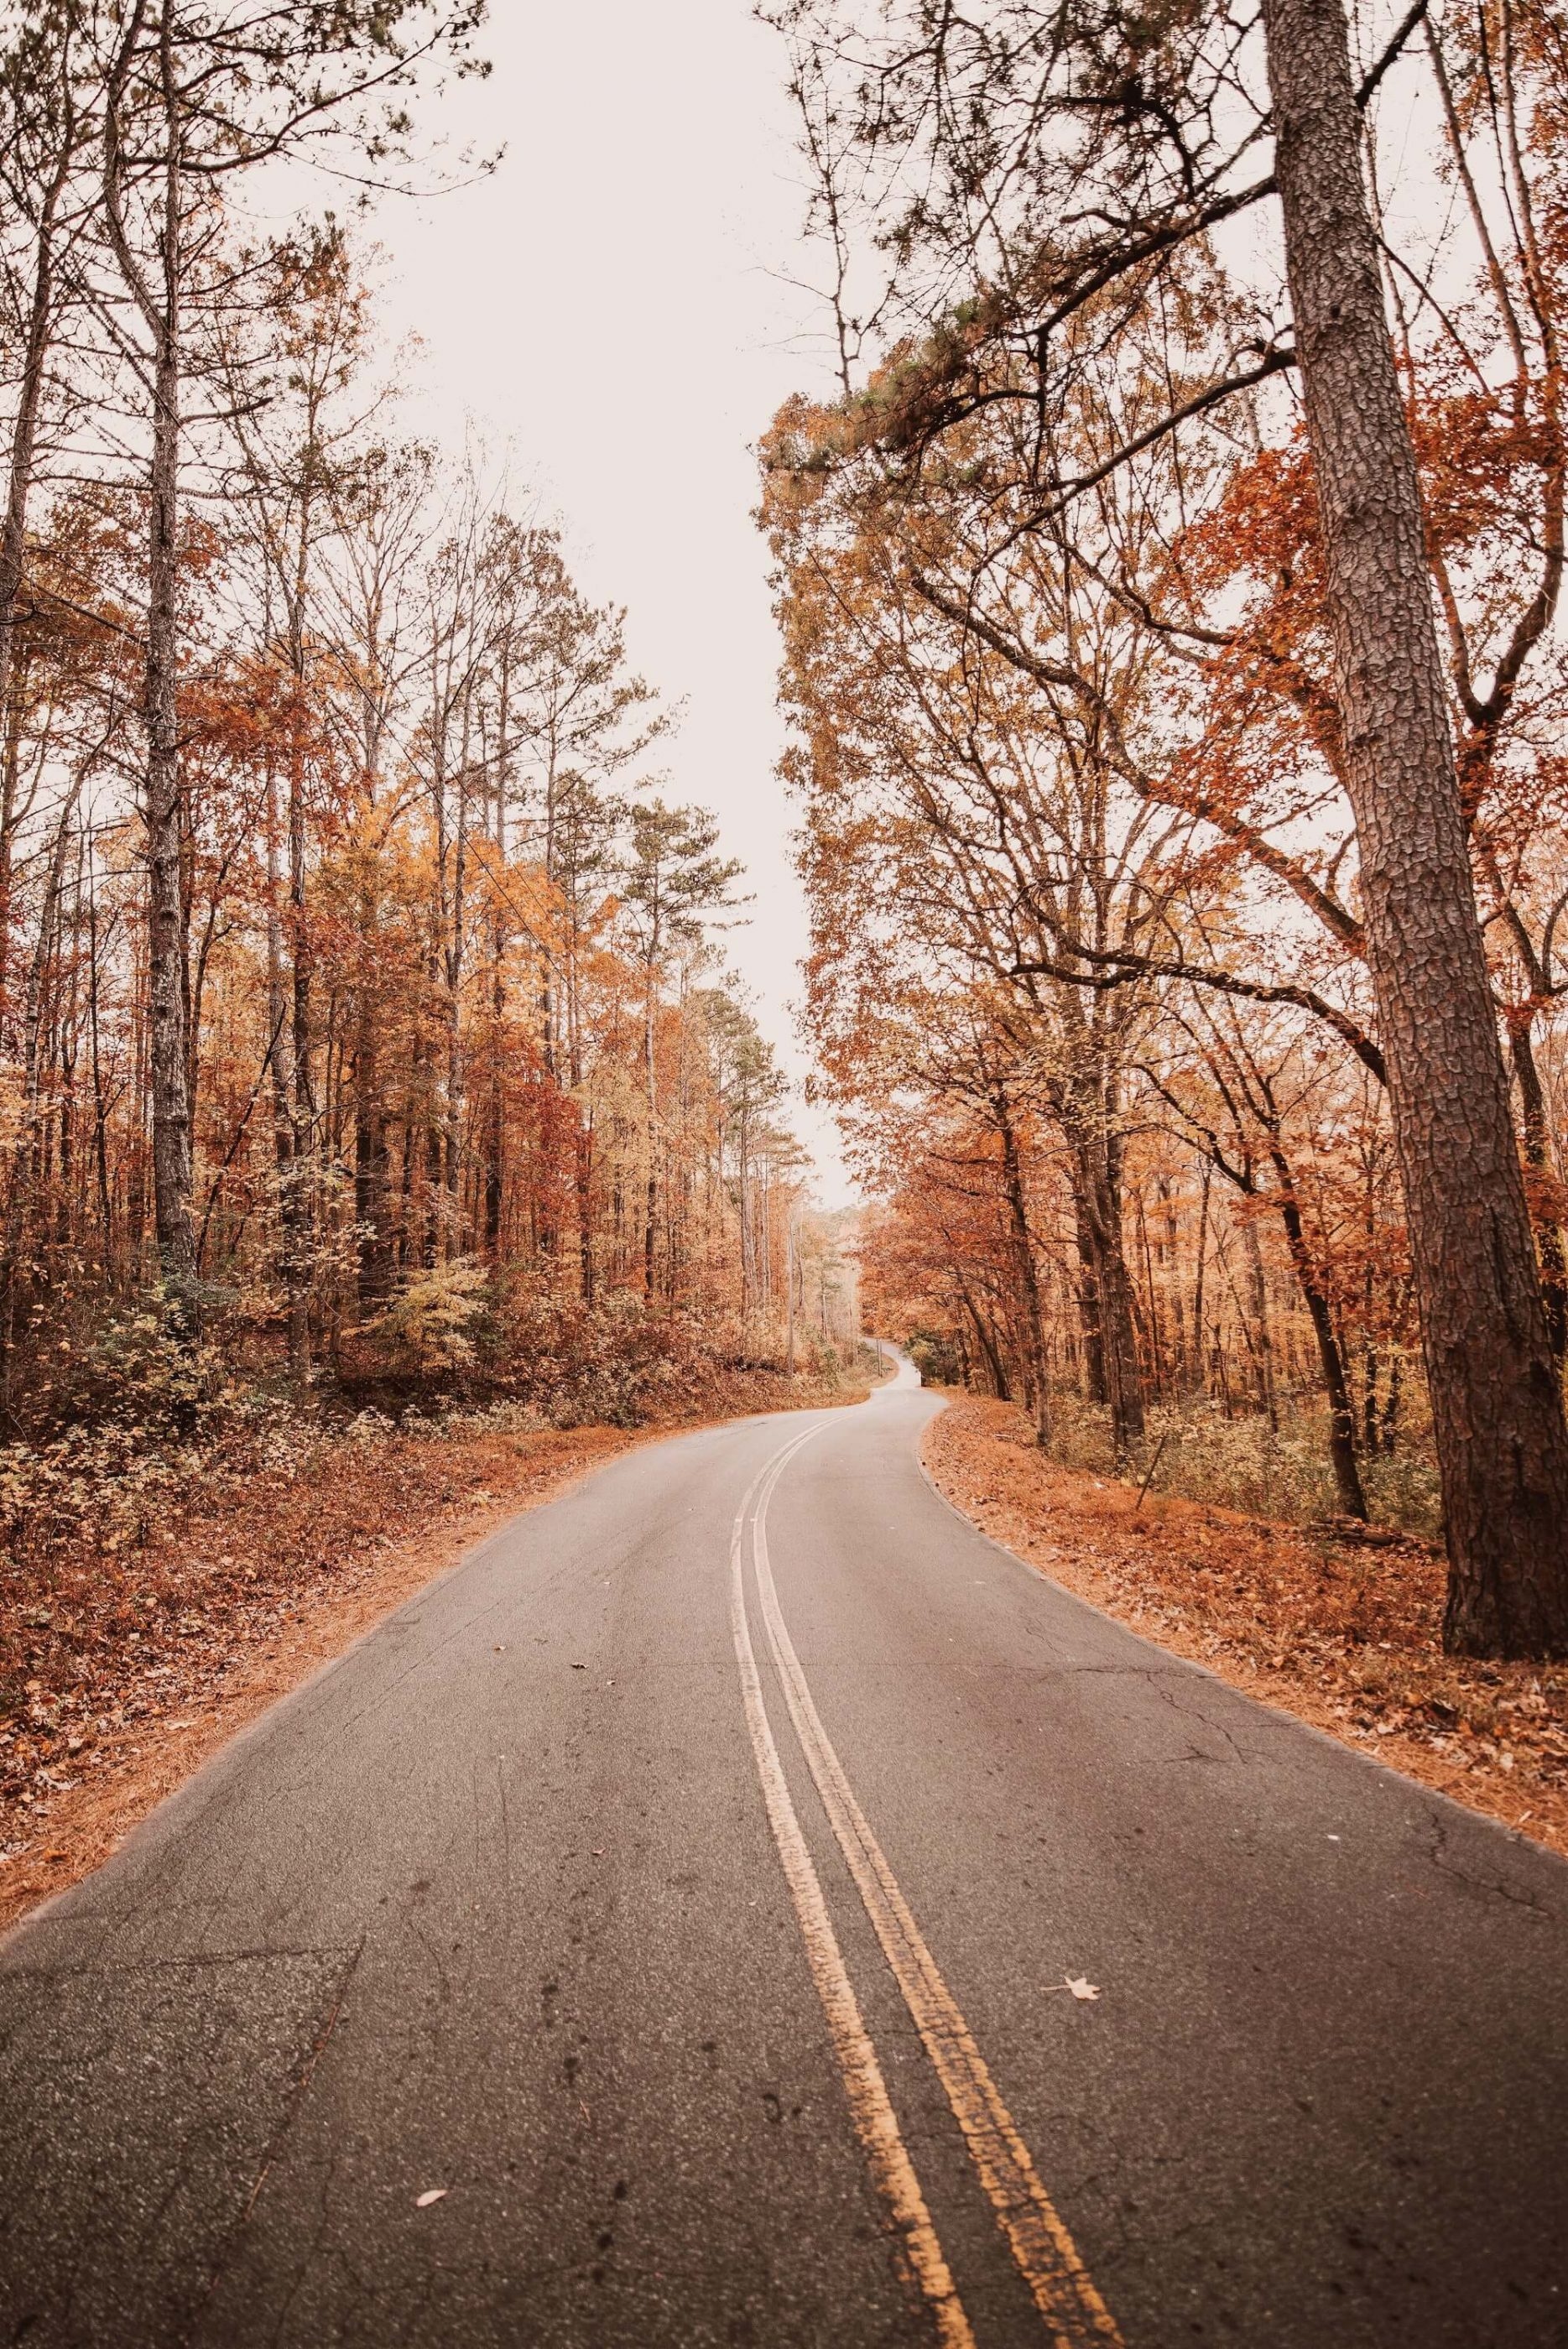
top-left (924, 1392), bottom-right (1568, 1861)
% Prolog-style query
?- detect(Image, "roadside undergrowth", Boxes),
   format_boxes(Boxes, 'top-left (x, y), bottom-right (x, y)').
top-left (0, 1357), bottom-right (867, 1935)
top-left (924, 1392), bottom-right (1568, 1862)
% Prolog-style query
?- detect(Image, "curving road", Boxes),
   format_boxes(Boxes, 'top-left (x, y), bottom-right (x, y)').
top-left (2, 1361), bottom-right (1565, 2346)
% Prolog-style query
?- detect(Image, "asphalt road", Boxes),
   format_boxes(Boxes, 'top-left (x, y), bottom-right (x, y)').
top-left (3, 1361), bottom-right (1565, 2347)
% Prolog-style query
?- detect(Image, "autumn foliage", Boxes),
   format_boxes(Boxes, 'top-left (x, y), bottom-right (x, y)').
top-left (765, 0), bottom-right (1568, 1650)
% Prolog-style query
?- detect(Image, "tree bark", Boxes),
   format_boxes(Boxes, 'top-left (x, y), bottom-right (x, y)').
top-left (143, 172), bottom-right (198, 1312)
top-left (103, 0), bottom-right (198, 1321)
top-left (1241, 1204), bottom-right (1279, 1430)
top-left (575, 1109), bottom-right (596, 1305)
top-left (1266, 1148), bottom-right (1368, 1519)
top-left (1070, 1189), bottom-right (1108, 1404)
top-left (1508, 1013), bottom-right (1568, 1364)
top-left (1068, 1134), bottom-right (1145, 1457)
top-left (995, 1095), bottom-right (1050, 1443)
top-left (1261, 0), bottom-right (1568, 1654)
top-left (643, 975), bottom-right (658, 1301)
top-left (0, 93), bottom-right (71, 784)
top-left (958, 1275), bottom-right (1011, 1401)
top-left (284, 588), bottom-right (314, 1374)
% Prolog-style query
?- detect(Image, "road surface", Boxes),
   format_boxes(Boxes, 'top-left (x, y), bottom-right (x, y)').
top-left (2, 1362), bottom-right (1565, 2346)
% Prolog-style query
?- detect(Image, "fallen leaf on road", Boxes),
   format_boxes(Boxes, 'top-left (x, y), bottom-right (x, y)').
top-left (1050, 1976), bottom-right (1101, 2001)
top-left (414, 2189), bottom-right (447, 2208)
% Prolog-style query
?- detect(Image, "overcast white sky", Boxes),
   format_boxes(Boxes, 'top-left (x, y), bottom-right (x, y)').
top-left (372, 3), bottom-right (853, 1197)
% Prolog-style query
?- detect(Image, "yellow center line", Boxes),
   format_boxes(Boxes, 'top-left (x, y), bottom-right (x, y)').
top-left (748, 1427), bottom-right (1125, 2349)
top-left (728, 1433), bottom-right (977, 2348)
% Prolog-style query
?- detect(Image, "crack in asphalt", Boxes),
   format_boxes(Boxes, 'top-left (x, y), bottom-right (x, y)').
top-left (225, 1936), bottom-right (366, 2257)
top-left (1425, 1811), bottom-right (1550, 1915)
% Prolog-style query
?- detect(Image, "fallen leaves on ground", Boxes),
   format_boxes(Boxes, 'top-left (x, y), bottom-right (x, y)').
top-left (924, 1393), bottom-right (1568, 1862)
top-left (0, 1365), bottom-right (868, 1935)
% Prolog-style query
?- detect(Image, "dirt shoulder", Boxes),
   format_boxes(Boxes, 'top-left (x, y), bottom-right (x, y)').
top-left (923, 1392), bottom-right (1568, 1862)
top-left (2, 1370), bottom-right (868, 1938)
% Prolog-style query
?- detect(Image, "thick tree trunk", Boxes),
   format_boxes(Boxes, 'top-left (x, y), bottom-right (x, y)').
top-left (1262, 0), bottom-right (1568, 1654)
top-left (1071, 1138), bottom-right (1145, 1457)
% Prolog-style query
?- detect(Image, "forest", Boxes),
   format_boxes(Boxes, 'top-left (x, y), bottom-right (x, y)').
top-left (0, 7), bottom-right (1560, 2330)
top-left (0, 6), bottom-right (862, 1473)
top-left (0, 4), bottom-right (877, 1828)
top-left (4, 0), bottom-right (1567, 1907)
top-left (763, 0), bottom-right (1568, 1664)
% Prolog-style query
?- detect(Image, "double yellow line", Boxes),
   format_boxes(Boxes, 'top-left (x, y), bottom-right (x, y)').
top-left (729, 1421), bottom-right (1124, 2349)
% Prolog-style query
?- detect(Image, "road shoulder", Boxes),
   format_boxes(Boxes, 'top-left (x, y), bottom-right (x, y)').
top-left (2, 1373), bottom-right (873, 1940)
top-left (922, 1390), bottom-right (1568, 1862)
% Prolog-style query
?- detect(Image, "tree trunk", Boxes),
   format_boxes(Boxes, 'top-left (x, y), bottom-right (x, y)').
top-left (958, 1278), bottom-right (1011, 1401)
top-left (285, 687), bottom-right (314, 1373)
top-left (1508, 1013), bottom-right (1568, 1363)
top-left (102, 5), bottom-right (199, 1322)
top-left (1267, 1150), bottom-right (1367, 1519)
top-left (1262, 0), bottom-right (1568, 1654)
top-left (260, 752), bottom-right (300, 1343)
top-left (1071, 1189), bottom-right (1108, 1404)
top-left (0, 112), bottom-right (70, 789)
top-left (643, 976), bottom-right (658, 1301)
top-left (1072, 1139), bottom-right (1145, 1456)
top-left (1159, 1174), bottom-right (1188, 1385)
top-left (785, 1215), bottom-right (797, 1371)
top-left (996, 1096), bottom-right (1050, 1443)
top-left (143, 240), bottom-right (198, 1316)
top-left (576, 1109), bottom-right (596, 1305)
top-left (1241, 1206), bottom-right (1279, 1430)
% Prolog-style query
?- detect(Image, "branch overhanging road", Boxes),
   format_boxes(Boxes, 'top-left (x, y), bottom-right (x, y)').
top-left (2, 1358), bottom-right (1564, 2346)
